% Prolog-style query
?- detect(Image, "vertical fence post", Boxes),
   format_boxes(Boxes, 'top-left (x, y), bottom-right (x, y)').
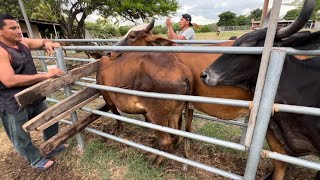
top-left (244, 0), bottom-right (282, 147)
top-left (55, 47), bottom-right (85, 151)
top-left (243, 49), bottom-right (286, 179)
top-left (18, 0), bottom-right (48, 71)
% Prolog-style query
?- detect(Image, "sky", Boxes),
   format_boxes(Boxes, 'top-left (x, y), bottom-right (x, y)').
top-left (86, 0), bottom-right (297, 26)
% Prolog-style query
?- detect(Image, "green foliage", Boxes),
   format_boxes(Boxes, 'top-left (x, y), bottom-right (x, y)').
top-left (217, 11), bottom-right (237, 26)
top-left (152, 25), bottom-right (168, 35)
top-left (1, 0), bottom-right (179, 39)
top-left (237, 15), bottom-right (250, 26)
top-left (0, 0), bottom-right (43, 19)
top-left (217, 9), bottom-right (261, 27)
top-left (283, 9), bottom-right (300, 20)
top-left (118, 26), bottom-right (132, 36)
top-left (197, 23), bottom-right (218, 33)
top-left (248, 8), bottom-right (262, 21)
top-left (99, 0), bottom-right (178, 23)
top-left (86, 18), bottom-right (120, 38)
top-left (172, 23), bottom-right (180, 32)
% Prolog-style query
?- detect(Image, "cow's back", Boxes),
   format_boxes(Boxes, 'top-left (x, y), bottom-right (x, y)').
top-left (97, 52), bottom-right (193, 114)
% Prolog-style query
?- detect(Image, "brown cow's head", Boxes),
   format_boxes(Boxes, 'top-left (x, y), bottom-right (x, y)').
top-left (110, 19), bottom-right (175, 59)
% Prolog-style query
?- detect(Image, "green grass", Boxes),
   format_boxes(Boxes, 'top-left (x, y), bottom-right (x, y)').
top-left (197, 121), bottom-right (241, 141)
top-left (195, 31), bottom-right (250, 40)
top-left (72, 139), bottom-right (197, 180)
top-left (159, 31), bottom-right (250, 40)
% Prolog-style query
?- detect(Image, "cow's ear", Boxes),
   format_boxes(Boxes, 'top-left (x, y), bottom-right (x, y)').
top-left (279, 31), bottom-right (320, 50)
top-left (146, 35), bottom-right (176, 46)
top-left (234, 28), bottom-right (268, 47)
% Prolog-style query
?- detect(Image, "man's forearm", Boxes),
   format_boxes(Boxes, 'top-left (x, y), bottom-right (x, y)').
top-left (5, 73), bottom-right (49, 88)
top-left (168, 27), bottom-right (178, 39)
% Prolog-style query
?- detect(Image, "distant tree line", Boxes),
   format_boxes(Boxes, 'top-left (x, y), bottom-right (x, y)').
top-left (217, 9), bottom-right (262, 26)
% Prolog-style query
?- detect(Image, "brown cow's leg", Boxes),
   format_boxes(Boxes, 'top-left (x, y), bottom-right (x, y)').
top-left (265, 128), bottom-right (288, 180)
top-left (184, 104), bottom-right (194, 158)
top-left (169, 111), bottom-right (183, 145)
top-left (110, 107), bottom-right (123, 131)
top-left (152, 130), bottom-right (173, 167)
top-left (182, 103), bottom-right (194, 172)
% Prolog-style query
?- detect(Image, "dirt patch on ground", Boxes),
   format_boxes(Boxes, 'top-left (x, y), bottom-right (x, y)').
top-left (0, 151), bottom-right (83, 180)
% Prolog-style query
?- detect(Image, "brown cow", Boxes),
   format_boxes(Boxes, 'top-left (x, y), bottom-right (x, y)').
top-left (96, 52), bottom-right (194, 166)
top-left (109, 21), bottom-right (253, 170)
top-left (111, 19), bottom-right (253, 123)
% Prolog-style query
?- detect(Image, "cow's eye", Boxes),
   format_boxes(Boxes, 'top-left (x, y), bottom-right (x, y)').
top-left (129, 35), bottom-right (136, 39)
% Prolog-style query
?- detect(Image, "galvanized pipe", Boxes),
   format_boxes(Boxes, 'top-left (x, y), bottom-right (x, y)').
top-left (18, 0), bottom-right (34, 38)
top-left (262, 150), bottom-right (320, 171)
top-left (18, 0), bottom-right (48, 71)
top-left (192, 113), bottom-right (248, 127)
top-left (33, 56), bottom-right (56, 60)
top-left (53, 39), bottom-right (230, 44)
top-left (275, 103), bottom-right (320, 116)
top-left (34, 47), bottom-right (320, 57)
top-left (55, 47), bottom-right (85, 151)
top-left (46, 97), bottom-right (246, 151)
top-left (80, 107), bottom-right (246, 151)
top-left (59, 119), bottom-right (243, 180)
top-left (244, 49), bottom-right (287, 179)
top-left (244, 0), bottom-right (283, 147)
top-left (74, 81), bottom-right (250, 108)
top-left (63, 45), bottom-right (264, 54)
top-left (74, 81), bottom-right (320, 116)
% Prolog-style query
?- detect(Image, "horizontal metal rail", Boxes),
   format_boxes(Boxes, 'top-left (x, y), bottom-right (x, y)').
top-left (59, 119), bottom-right (243, 180)
top-left (74, 81), bottom-right (320, 116)
top-left (60, 45), bottom-right (320, 56)
top-left (33, 56), bottom-right (94, 62)
top-left (192, 113), bottom-right (247, 127)
top-left (53, 38), bottom-right (230, 44)
top-left (62, 45), bottom-right (264, 54)
top-left (274, 103), bottom-right (320, 116)
top-left (262, 150), bottom-right (320, 171)
top-left (33, 56), bottom-right (56, 59)
top-left (46, 98), bottom-right (245, 151)
top-left (74, 81), bottom-right (250, 108)
top-left (80, 106), bottom-right (246, 151)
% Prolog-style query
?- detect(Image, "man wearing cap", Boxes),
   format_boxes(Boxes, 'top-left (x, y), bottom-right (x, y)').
top-left (166, 14), bottom-right (195, 41)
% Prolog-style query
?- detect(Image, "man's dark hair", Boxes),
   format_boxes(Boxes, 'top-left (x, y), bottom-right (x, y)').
top-left (0, 14), bottom-right (16, 29)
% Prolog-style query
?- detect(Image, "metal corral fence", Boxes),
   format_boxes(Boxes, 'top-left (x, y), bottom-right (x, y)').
top-left (218, 26), bottom-right (251, 32)
top-left (30, 2), bottom-right (320, 179)
top-left (31, 41), bottom-right (320, 179)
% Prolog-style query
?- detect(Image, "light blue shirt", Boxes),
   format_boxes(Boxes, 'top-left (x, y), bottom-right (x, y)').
top-left (179, 27), bottom-right (195, 40)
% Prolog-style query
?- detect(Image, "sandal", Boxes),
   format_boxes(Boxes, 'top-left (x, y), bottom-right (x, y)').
top-left (45, 144), bottom-right (69, 159)
top-left (32, 158), bottom-right (54, 170)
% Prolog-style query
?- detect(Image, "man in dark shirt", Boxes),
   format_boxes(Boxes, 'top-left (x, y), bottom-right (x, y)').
top-left (0, 14), bottom-right (66, 170)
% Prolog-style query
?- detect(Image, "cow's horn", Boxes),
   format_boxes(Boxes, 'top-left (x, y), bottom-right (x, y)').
top-left (145, 19), bottom-right (155, 32)
top-left (276, 0), bottom-right (315, 39)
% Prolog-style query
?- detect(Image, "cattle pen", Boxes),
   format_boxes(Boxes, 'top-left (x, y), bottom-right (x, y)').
top-left (27, 38), bottom-right (320, 179)
top-left (15, 0), bottom-right (320, 179)
top-left (32, 41), bottom-right (320, 179)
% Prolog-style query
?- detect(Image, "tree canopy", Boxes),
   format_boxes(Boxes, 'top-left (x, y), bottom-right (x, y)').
top-left (248, 8), bottom-right (262, 21)
top-left (283, 9), bottom-right (300, 20)
top-left (0, 0), bottom-right (178, 39)
top-left (217, 9), bottom-right (261, 27)
top-left (217, 11), bottom-right (237, 26)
